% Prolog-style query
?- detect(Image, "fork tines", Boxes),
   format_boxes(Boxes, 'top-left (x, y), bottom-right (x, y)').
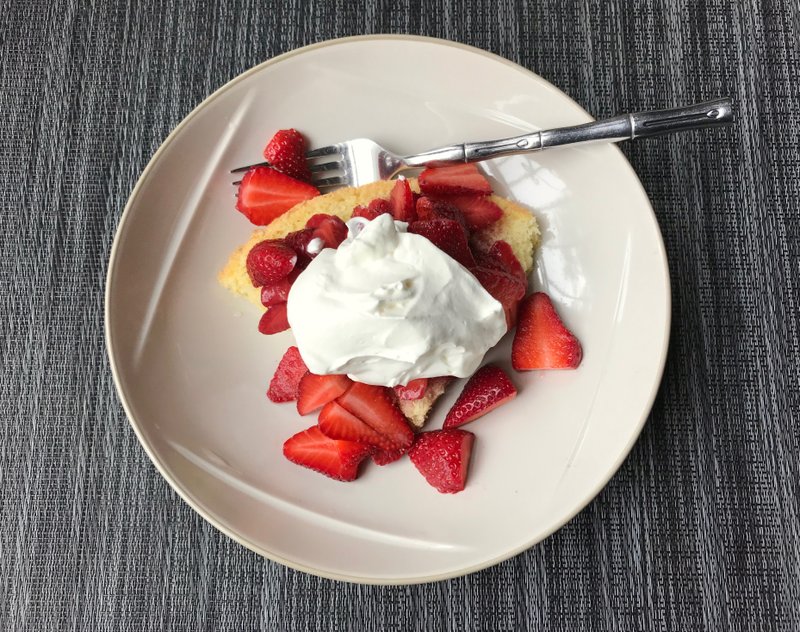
top-left (231, 144), bottom-right (347, 189)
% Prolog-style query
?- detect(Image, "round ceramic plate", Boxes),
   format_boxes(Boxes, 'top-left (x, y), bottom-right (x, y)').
top-left (106, 35), bottom-right (670, 584)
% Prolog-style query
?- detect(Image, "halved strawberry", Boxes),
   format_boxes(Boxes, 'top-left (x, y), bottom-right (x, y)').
top-left (408, 428), bottom-right (475, 493)
top-left (297, 373), bottom-right (353, 415)
top-left (488, 240), bottom-right (526, 286)
top-left (337, 383), bottom-right (415, 449)
top-left (318, 401), bottom-right (395, 450)
top-left (283, 425), bottom-right (372, 482)
top-left (352, 198), bottom-right (391, 221)
top-left (267, 346), bottom-right (309, 403)
top-left (389, 178), bottom-right (416, 222)
top-left (306, 214), bottom-right (348, 249)
top-left (441, 195), bottom-right (503, 231)
top-left (284, 228), bottom-right (316, 266)
top-left (394, 378), bottom-right (429, 401)
top-left (371, 445), bottom-right (409, 466)
top-left (418, 164), bottom-right (492, 196)
top-left (415, 196), bottom-right (468, 232)
top-left (260, 268), bottom-right (300, 307)
top-left (512, 292), bottom-right (583, 370)
top-left (246, 239), bottom-right (297, 287)
top-left (236, 166), bottom-right (319, 226)
top-left (263, 129), bottom-right (311, 182)
top-left (443, 364), bottom-right (517, 428)
top-left (409, 219), bottom-right (476, 268)
top-left (471, 266), bottom-right (526, 327)
top-left (258, 303), bottom-right (290, 334)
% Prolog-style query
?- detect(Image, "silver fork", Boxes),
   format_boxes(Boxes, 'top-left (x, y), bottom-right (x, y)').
top-left (231, 98), bottom-right (733, 190)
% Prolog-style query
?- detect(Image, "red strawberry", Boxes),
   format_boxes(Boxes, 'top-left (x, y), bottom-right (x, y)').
top-left (408, 429), bottom-right (475, 494)
top-left (512, 292), bottom-right (583, 370)
top-left (352, 202), bottom-right (388, 221)
top-left (318, 401), bottom-right (395, 450)
top-left (236, 166), bottom-right (319, 226)
top-left (471, 266), bottom-right (525, 327)
top-left (409, 219), bottom-right (476, 268)
top-left (371, 445), bottom-right (409, 466)
top-left (263, 128), bottom-right (311, 182)
top-left (443, 364), bottom-right (517, 428)
top-left (394, 378), bottom-right (428, 401)
top-left (246, 239), bottom-right (297, 287)
top-left (258, 303), bottom-right (290, 334)
top-left (260, 268), bottom-right (301, 307)
top-left (306, 214), bottom-right (348, 249)
top-left (489, 240), bottom-right (526, 286)
top-left (418, 164), bottom-right (492, 196)
top-left (267, 346), bottom-right (309, 403)
top-left (441, 195), bottom-right (503, 231)
top-left (337, 382), bottom-right (415, 449)
top-left (284, 228), bottom-right (316, 266)
top-left (283, 426), bottom-right (372, 482)
top-left (415, 196), bottom-right (468, 232)
top-left (389, 178), bottom-right (416, 222)
top-left (297, 373), bottom-right (353, 415)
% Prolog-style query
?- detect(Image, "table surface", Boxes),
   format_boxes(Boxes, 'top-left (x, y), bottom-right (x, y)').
top-left (2, 0), bottom-right (799, 630)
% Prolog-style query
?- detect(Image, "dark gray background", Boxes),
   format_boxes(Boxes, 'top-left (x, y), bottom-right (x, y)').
top-left (1, 0), bottom-right (798, 630)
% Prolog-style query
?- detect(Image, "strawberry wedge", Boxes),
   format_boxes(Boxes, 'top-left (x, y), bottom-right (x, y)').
top-left (336, 383), bottom-right (415, 449)
top-left (283, 426), bottom-right (373, 482)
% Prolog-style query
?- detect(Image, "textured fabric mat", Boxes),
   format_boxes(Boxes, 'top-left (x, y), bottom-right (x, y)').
top-left (1, 0), bottom-right (799, 630)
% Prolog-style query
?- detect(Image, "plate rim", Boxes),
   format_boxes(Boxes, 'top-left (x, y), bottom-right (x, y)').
top-left (105, 33), bottom-right (671, 585)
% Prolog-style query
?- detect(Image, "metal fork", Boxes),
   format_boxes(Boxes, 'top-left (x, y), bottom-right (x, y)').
top-left (231, 98), bottom-right (733, 190)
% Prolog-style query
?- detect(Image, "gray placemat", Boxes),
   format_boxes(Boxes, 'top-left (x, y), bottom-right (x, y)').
top-left (1, 0), bottom-right (799, 630)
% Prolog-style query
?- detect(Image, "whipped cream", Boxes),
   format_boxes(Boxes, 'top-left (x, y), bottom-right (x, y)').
top-left (286, 214), bottom-right (507, 387)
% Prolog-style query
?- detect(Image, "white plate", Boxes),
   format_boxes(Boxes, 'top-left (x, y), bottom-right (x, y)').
top-left (105, 35), bottom-right (670, 584)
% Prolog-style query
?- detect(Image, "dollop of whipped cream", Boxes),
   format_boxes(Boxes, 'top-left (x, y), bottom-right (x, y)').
top-left (286, 214), bottom-right (507, 387)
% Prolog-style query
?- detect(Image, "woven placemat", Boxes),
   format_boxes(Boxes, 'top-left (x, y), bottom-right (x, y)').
top-left (1, 0), bottom-right (798, 629)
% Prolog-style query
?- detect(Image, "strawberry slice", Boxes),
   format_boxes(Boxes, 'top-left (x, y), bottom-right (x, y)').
top-left (283, 425), bottom-right (372, 482)
top-left (389, 178), bottom-right (416, 222)
top-left (394, 378), bottom-right (428, 401)
top-left (441, 195), bottom-right (503, 231)
top-left (352, 199), bottom-right (390, 221)
top-left (260, 268), bottom-right (301, 307)
top-left (415, 196), bottom-right (468, 232)
top-left (263, 129), bottom-right (311, 182)
top-left (371, 445), bottom-right (409, 466)
top-left (284, 228), bottom-right (316, 267)
top-left (488, 240), bottom-right (526, 286)
top-left (306, 214), bottom-right (348, 249)
top-left (258, 303), bottom-right (290, 334)
top-left (512, 292), bottom-right (583, 370)
top-left (246, 239), bottom-right (297, 287)
top-left (337, 383), bottom-right (415, 449)
top-left (318, 401), bottom-right (395, 450)
top-left (471, 266), bottom-right (526, 328)
top-left (297, 373), bottom-right (353, 415)
top-left (236, 166), bottom-right (319, 226)
top-left (443, 365), bottom-right (517, 428)
top-left (409, 219), bottom-right (476, 268)
top-left (409, 429), bottom-right (475, 494)
top-left (418, 164), bottom-right (492, 196)
top-left (267, 346), bottom-right (309, 403)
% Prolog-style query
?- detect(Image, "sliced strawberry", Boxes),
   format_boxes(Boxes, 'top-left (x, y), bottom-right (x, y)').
top-left (337, 382), bottom-right (415, 449)
top-left (352, 201), bottom-right (390, 221)
top-left (389, 178), bottom-right (416, 222)
top-left (258, 303), bottom-right (290, 334)
top-left (283, 425), bottom-right (372, 482)
top-left (371, 445), bottom-right (409, 466)
top-left (260, 268), bottom-right (300, 307)
top-left (267, 346), bottom-right (309, 402)
top-left (415, 196), bottom-right (468, 232)
top-left (472, 266), bottom-right (526, 327)
top-left (306, 214), bottom-right (348, 249)
top-left (418, 164), bottom-right (492, 196)
top-left (394, 378), bottom-right (429, 401)
top-left (409, 219), bottom-right (476, 268)
top-left (246, 239), bottom-right (297, 287)
top-left (441, 195), bottom-right (503, 231)
top-left (236, 166), bottom-right (319, 226)
top-left (297, 373), bottom-right (353, 415)
top-left (263, 129), bottom-right (311, 182)
top-left (489, 240), bottom-right (526, 286)
top-left (409, 428), bottom-right (475, 494)
top-left (318, 401), bottom-right (395, 450)
top-left (284, 227), bottom-right (316, 266)
top-left (512, 292), bottom-right (583, 370)
top-left (443, 365), bottom-right (517, 428)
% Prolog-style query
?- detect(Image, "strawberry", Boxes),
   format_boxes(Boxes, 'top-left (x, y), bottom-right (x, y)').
top-left (352, 202), bottom-right (387, 221)
top-left (440, 195), bottom-right (503, 231)
top-left (258, 303), bottom-right (289, 334)
top-left (389, 178), bottom-right (416, 222)
top-left (246, 239), bottom-right (297, 287)
top-left (512, 292), bottom-right (583, 370)
top-left (408, 428), bottom-right (475, 493)
top-left (284, 228), bottom-right (317, 266)
top-left (394, 378), bottom-right (428, 401)
top-left (371, 445), bottom-right (409, 466)
top-left (471, 266), bottom-right (526, 327)
top-left (283, 425), bottom-right (372, 482)
top-left (337, 382), bottom-right (415, 449)
top-left (297, 373), bottom-right (353, 415)
top-left (409, 219), bottom-right (476, 268)
top-left (418, 164), bottom-right (492, 196)
top-left (318, 401), bottom-right (395, 450)
top-left (236, 166), bottom-right (319, 226)
top-left (263, 128), bottom-right (311, 182)
top-left (267, 346), bottom-right (309, 403)
top-left (260, 268), bottom-right (301, 307)
top-left (488, 240), bottom-right (526, 286)
top-left (415, 196), bottom-right (468, 232)
top-left (306, 214), bottom-right (348, 249)
top-left (443, 364), bottom-right (517, 428)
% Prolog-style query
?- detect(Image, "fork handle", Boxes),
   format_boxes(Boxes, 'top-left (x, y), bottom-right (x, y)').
top-left (401, 98), bottom-right (733, 168)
